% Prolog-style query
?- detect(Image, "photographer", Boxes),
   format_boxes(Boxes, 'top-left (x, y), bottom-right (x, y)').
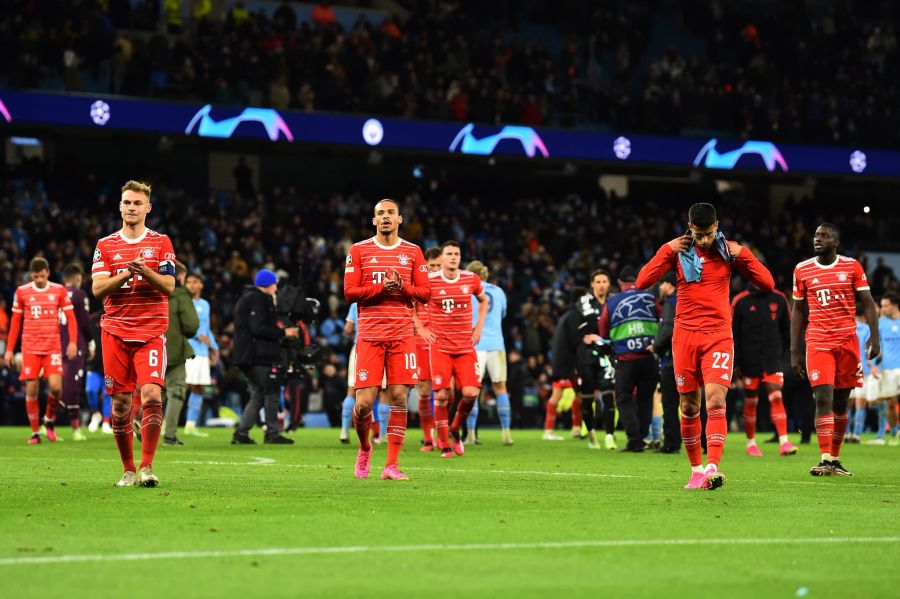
top-left (231, 269), bottom-right (297, 445)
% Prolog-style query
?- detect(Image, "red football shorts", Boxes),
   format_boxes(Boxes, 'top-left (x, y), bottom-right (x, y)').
top-left (355, 337), bottom-right (417, 388)
top-left (672, 328), bottom-right (734, 394)
top-left (806, 338), bottom-right (862, 389)
top-left (552, 379), bottom-right (575, 389)
top-left (415, 342), bottom-right (431, 382)
top-left (742, 371), bottom-right (784, 392)
top-left (19, 352), bottom-right (62, 381)
top-left (102, 330), bottom-right (167, 395)
top-left (430, 348), bottom-right (481, 391)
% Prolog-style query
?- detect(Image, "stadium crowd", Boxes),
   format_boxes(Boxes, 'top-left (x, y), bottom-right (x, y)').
top-left (1, 162), bottom-right (898, 433)
top-left (2, 1), bottom-right (898, 147)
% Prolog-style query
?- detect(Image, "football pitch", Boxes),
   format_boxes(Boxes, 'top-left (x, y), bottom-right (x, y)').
top-left (1, 427), bottom-right (897, 598)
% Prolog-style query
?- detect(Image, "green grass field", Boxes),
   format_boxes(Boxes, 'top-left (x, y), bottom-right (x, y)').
top-left (1, 426), bottom-right (897, 598)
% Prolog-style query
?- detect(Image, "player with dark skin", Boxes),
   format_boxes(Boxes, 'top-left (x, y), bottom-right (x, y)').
top-left (790, 224), bottom-right (880, 445)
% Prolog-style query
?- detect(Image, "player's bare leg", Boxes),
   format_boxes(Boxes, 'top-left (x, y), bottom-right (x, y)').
top-left (41, 374), bottom-right (63, 442)
top-left (382, 384), bottom-right (410, 480)
top-left (417, 379), bottom-right (435, 450)
top-left (137, 383), bottom-right (163, 486)
top-left (450, 386), bottom-right (479, 456)
top-left (24, 378), bottom-right (42, 444)
top-left (543, 385), bottom-right (565, 441)
top-left (110, 392), bottom-right (137, 484)
top-left (352, 386), bottom-right (376, 478)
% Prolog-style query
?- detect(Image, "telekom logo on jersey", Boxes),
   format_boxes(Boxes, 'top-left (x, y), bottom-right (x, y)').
top-left (816, 288), bottom-right (833, 306)
top-left (441, 298), bottom-right (455, 313)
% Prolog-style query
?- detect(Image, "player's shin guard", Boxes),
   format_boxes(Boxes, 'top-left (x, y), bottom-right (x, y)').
top-left (386, 406), bottom-right (407, 467)
top-left (353, 406), bottom-right (373, 451)
top-left (45, 393), bottom-right (60, 423)
top-left (434, 402), bottom-right (450, 448)
top-left (769, 391), bottom-right (788, 438)
top-left (418, 395), bottom-right (434, 442)
top-left (743, 393), bottom-right (758, 439)
top-left (497, 392), bottom-right (511, 430)
top-left (831, 411), bottom-right (849, 458)
top-left (139, 404), bottom-right (163, 469)
top-left (571, 396), bottom-right (582, 429)
top-left (681, 411), bottom-right (703, 468)
top-left (814, 413), bottom-right (835, 457)
top-left (26, 396), bottom-right (40, 433)
top-left (452, 397), bottom-right (477, 434)
top-left (341, 396), bottom-right (355, 432)
top-left (111, 414), bottom-right (136, 472)
top-left (705, 407), bottom-right (727, 467)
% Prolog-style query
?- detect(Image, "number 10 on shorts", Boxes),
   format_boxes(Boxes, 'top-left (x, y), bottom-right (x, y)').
top-left (405, 352), bottom-right (416, 371)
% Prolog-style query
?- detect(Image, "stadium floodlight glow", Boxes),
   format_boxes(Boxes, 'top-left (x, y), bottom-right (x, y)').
top-left (184, 104), bottom-right (294, 141)
top-left (613, 136), bottom-right (631, 160)
top-left (448, 123), bottom-right (549, 158)
top-left (693, 138), bottom-right (789, 172)
top-left (849, 150), bottom-right (867, 173)
top-left (90, 100), bottom-right (111, 126)
top-left (362, 118), bottom-right (384, 145)
top-left (0, 98), bottom-right (10, 122)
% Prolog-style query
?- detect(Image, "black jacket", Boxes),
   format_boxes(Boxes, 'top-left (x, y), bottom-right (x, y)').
top-left (551, 307), bottom-right (579, 373)
top-left (731, 288), bottom-right (791, 376)
top-left (654, 293), bottom-right (676, 368)
top-left (233, 286), bottom-right (286, 366)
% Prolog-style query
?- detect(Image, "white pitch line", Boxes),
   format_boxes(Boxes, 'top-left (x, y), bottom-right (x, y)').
top-left (1, 536), bottom-right (897, 566)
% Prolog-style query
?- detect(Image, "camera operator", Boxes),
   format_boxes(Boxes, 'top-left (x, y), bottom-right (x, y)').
top-left (231, 269), bottom-right (297, 445)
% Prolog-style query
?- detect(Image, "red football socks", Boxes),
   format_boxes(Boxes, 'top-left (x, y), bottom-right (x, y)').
top-left (385, 406), bottom-right (407, 467)
top-left (815, 413), bottom-right (835, 456)
top-left (681, 411), bottom-right (703, 467)
top-left (45, 393), bottom-right (60, 422)
top-left (768, 390), bottom-right (788, 437)
top-left (434, 402), bottom-right (449, 449)
top-left (743, 393), bottom-right (758, 439)
top-left (706, 407), bottom-right (727, 467)
top-left (26, 396), bottom-right (40, 432)
top-left (131, 393), bottom-right (142, 421)
top-left (831, 411), bottom-right (849, 458)
top-left (111, 413), bottom-right (136, 472)
top-left (139, 404), bottom-right (162, 469)
top-left (451, 398), bottom-right (476, 433)
top-left (572, 396), bottom-right (582, 428)
top-left (353, 407), bottom-right (372, 451)
top-left (545, 400), bottom-right (557, 431)
top-left (418, 395), bottom-right (434, 443)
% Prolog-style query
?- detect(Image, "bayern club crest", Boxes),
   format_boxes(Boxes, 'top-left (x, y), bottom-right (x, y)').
top-left (461, 286), bottom-right (469, 294)
top-left (434, 375), bottom-right (443, 386)
top-left (104, 375), bottom-right (114, 389)
top-left (357, 369), bottom-right (369, 382)
top-left (398, 254), bottom-right (409, 266)
top-left (838, 272), bottom-right (848, 282)
top-left (809, 370), bottom-right (821, 382)
top-left (676, 374), bottom-right (685, 387)
top-left (141, 248), bottom-right (154, 258)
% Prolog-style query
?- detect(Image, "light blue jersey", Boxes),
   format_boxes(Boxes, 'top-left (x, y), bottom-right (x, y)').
top-left (879, 315), bottom-right (900, 369)
top-left (188, 297), bottom-right (218, 357)
top-left (474, 282), bottom-right (506, 351)
top-left (347, 303), bottom-right (359, 345)
top-left (856, 320), bottom-right (871, 376)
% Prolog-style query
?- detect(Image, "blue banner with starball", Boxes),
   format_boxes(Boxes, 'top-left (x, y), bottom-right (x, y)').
top-left (1, 89), bottom-right (898, 177)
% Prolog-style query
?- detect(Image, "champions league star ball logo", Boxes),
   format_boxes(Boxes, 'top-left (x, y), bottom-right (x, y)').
top-left (357, 369), bottom-right (369, 382)
top-left (809, 370), bottom-right (821, 382)
top-left (93, 248), bottom-right (101, 262)
top-left (346, 253), bottom-right (352, 265)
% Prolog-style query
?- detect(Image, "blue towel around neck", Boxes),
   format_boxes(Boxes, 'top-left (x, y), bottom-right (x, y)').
top-left (678, 231), bottom-right (734, 283)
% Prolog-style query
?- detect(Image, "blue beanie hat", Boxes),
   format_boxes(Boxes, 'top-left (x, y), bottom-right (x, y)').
top-left (254, 268), bottom-right (278, 288)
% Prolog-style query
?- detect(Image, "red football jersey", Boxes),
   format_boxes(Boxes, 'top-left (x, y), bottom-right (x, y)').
top-left (793, 255), bottom-right (869, 350)
top-left (343, 237), bottom-right (430, 341)
top-left (9, 282), bottom-right (74, 354)
top-left (92, 229), bottom-right (176, 343)
top-left (427, 270), bottom-right (483, 354)
top-left (637, 242), bottom-right (774, 332)
top-left (415, 301), bottom-right (430, 347)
